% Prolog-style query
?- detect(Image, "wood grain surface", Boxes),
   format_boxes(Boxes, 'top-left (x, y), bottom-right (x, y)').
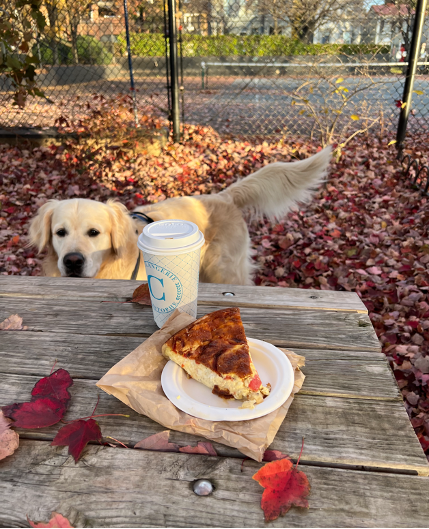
top-left (0, 332), bottom-right (396, 398)
top-left (0, 298), bottom-right (380, 351)
top-left (0, 374), bottom-right (426, 475)
top-left (0, 276), bottom-right (368, 312)
top-left (1, 275), bottom-right (428, 528)
top-left (1, 441), bottom-right (429, 528)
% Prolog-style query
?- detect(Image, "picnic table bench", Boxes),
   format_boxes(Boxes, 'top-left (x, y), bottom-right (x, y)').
top-left (1, 275), bottom-right (429, 527)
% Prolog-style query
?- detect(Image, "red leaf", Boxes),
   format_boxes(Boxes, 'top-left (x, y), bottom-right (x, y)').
top-left (2, 368), bottom-right (73, 428)
top-left (51, 419), bottom-right (102, 463)
top-left (134, 430), bottom-right (179, 452)
top-left (263, 449), bottom-right (291, 462)
top-left (130, 283), bottom-right (152, 305)
top-left (253, 458), bottom-right (310, 522)
top-left (179, 441), bottom-right (217, 456)
top-left (31, 369), bottom-right (73, 404)
top-left (2, 398), bottom-right (67, 429)
top-left (27, 512), bottom-right (74, 528)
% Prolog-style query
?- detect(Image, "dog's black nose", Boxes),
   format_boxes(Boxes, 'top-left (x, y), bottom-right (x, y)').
top-left (63, 253), bottom-right (85, 274)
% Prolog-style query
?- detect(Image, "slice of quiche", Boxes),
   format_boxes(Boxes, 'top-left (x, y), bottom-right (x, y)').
top-left (162, 307), bottom-right (270, 406)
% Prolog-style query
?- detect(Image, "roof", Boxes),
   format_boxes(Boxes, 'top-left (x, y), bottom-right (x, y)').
top-left (371, 3), bottom-right (412, 17)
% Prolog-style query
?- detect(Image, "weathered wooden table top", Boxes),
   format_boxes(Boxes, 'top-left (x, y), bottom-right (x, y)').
top-left (1, 275), bottom-right (429, 527)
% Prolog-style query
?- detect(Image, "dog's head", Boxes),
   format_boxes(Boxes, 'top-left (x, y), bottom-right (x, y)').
top-left (29, 198), bottom-right (134, 277)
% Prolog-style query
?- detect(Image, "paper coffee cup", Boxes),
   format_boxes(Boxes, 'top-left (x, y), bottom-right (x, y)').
top-left (137, 220), bottom-right (205, 328)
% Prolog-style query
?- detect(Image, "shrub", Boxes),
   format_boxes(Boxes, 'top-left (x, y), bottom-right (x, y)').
top-left (35, 36), bottom-right (113, 65)
top-left (115, 34), bottom-right (391, 57)
top-left (75, 36), bottom-right (113, 65)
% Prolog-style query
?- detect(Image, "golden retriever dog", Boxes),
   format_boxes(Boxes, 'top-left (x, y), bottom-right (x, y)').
top-left (29, 146), bottom-right (331, 285)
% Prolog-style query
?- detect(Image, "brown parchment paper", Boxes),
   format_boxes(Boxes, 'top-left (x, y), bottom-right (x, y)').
top-left (96, 309), bottom-right (305, 462)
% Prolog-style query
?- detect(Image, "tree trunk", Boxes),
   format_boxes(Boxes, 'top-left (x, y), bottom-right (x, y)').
top-left (46, 3), bottom-right (59, 65)
top-left (71, 24), bottom-right (79, 64)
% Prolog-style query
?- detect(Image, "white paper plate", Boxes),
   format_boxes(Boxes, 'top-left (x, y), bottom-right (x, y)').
top-left (161, 337), bottom-right (294, 421)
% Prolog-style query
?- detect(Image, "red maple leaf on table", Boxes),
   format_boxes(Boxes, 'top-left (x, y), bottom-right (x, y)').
top-left (51, 419), bottom-right (102, 462)
top-left (27, 512), bottom-right (74, 528)
top-left (31, 368), bottom-right (73, 402)
top-left (2, 369), bottom-right (73, 428)
top-left (253, 441), bottom-right (310, 522)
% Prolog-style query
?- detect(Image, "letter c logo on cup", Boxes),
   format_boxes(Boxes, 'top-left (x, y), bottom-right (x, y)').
top-left (147, 275), bottom-right (166, 301)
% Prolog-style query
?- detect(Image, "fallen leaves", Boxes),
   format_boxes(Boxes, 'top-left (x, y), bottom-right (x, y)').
top-left (2, 398), bottom-right (70, 429)
top-left (51, 419), bottom-right (102, 463)
top-left (179, 442), bottom-right (217, 456)
top-left (1, 109), bottom-right (429, 458)
top-left (134, 430), bottom-right (179, 451)
top-left (130, 283), bottom-right (152, 305)
top-left (2, 369), bottom-right (73, 428)
top-left (253, 457), bottom-right (311, 522)
top-left (0, 411), bottom-right (19, 461)
top-left (134, 431), bottom-right (217, 456)
top-left (27, 512), bottom-right (74, 528)
top-left (0, 314), bottom-right (27, 330)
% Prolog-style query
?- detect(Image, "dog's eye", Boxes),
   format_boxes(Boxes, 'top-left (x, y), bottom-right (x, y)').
top-left (88, 229), bottom-right (100, 237)
top-left (56, 229), bottom-right (66, 237)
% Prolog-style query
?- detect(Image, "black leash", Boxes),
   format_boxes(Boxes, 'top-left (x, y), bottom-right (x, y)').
top-left (129, 211), bottom-right (155, 224)
top-left (129, 211), bottom-right (155, 280)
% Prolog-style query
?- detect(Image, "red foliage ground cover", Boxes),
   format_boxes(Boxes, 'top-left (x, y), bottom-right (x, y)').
top-left (1, 113), bottom-right (428, 459)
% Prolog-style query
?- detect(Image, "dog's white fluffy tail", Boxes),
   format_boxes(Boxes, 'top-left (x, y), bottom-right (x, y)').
top-left (221, 146), bottom-right (331, 219)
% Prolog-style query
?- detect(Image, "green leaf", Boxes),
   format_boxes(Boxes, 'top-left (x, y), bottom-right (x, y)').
top-left (6, 56), bottom-right (21, 70)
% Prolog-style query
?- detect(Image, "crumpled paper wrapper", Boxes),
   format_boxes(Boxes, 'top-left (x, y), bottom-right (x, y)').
top-left (96, 309), bottom-right (305, 462)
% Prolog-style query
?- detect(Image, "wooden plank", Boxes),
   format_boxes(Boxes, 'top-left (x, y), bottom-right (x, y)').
top-left (0, 298), bottom-right (380, 351)
top-left (0, 374), bottom-right (426, 474)
top-left (0, 332), bottom-right (397, 399)
top-left (1, 440), bottom-right (429, 527)
top-left (0, 276), bottom-right (368, 313)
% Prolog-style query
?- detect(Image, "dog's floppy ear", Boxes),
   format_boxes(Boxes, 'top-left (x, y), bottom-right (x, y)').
top-left (29, 200), bottom-right (59, 253)
top-left (106, 199), bottom-right (133, 257)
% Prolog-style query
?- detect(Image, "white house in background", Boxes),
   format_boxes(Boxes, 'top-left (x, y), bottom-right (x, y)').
top-left (313, 20), bottom-right (363, 44)
top-left (366, 3), bottom-right (429, 48)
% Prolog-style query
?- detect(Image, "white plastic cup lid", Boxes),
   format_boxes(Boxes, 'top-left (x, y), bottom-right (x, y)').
top-left (137, 219), bottom-right (205, 255)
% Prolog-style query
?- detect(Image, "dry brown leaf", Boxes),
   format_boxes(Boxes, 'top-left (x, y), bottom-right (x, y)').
top-left (130, 283), bottom-right (152, 305)
top-left (0, 314), bottom-right (27, 330)
top-left (0, 411), bottom-right (19, 461)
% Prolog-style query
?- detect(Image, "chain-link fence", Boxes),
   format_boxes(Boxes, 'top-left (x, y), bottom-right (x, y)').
top-left (0, 0), bottom-right (169, 128)
top-left (176, 0), bottom-right (429, 143)
top-left (1, 0), bottom-right (429, 145)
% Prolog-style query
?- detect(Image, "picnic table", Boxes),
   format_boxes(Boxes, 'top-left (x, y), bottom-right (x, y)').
top-left (1, 275), bottom-right (429, 527)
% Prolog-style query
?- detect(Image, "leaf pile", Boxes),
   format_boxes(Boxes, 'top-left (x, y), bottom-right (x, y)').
top-left (1, 101), bottom-right (429, 457)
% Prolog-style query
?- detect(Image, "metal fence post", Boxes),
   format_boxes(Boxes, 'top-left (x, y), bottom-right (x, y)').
top-left (167, 0), bottom-right (180, 142)
top-left (396, 0), bottom-right (427, 153)
top-left (123, 0), bottom-right (139, 127)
